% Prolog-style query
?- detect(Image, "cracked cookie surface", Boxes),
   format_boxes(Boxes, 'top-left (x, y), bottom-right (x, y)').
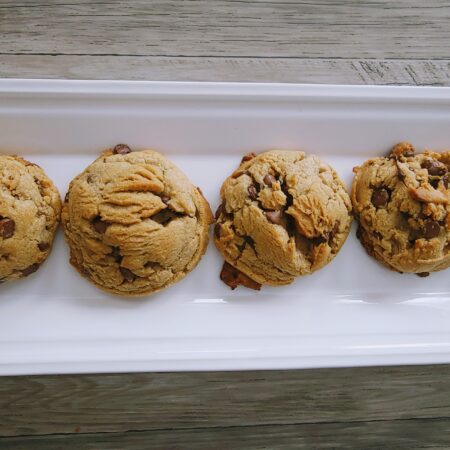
top-left (62, 145), bottom-right (213, 296)
top-left (351, 142), bottom-right (450, 275)
top-left (214, 150), bottom-right (353, 286)
top-left (0, 155), bottom-right (61, 283)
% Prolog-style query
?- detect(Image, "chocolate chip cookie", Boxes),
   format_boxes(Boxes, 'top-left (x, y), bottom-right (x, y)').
top-left (352, 142), bottom-right (450, 275)
top-left (214, 150), bottom-right (353, 288)
top-left (62, 145), bottom-right (213, 296)
top-left (0, 155), bottom-right (61, 283)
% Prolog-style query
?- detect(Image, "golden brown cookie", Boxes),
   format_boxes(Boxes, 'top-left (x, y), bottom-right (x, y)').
top-left (0, 155), bottom-right (61, 283)
top-left (214, 150), bottom-right (353, 287)
top-left (62, 145), bottom-right (213, 297)
top-left (352, 142), bottom-right (450, 275)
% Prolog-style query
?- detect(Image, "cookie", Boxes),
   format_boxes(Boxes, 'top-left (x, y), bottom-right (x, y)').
top-left (351, 142), bottom-right (450, 275)
top-left (0, 155), bottom-right (61, 283)
top-left (62, 145), bottom-right (213, 296)
top-left (214, 150), bottom-right (353, 287)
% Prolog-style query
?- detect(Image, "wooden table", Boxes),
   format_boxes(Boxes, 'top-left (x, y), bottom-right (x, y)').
top-left (1, 1), bottom-right (450, 448)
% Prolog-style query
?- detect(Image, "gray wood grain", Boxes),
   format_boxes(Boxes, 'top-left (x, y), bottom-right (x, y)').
top-left (1, 56), bottom-right (449, 85)
top-left (1, 365), bottom-right (450, 437)
top-left (1, 418), bottom-right (450, 450)
top-left (1, 0), bottom-right (450, 59)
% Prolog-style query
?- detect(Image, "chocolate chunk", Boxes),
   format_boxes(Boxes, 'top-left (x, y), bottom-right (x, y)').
top-left (220, 261), bottom-right (261, 291)
top-left (214, 204), bottom-right (223, 221)
top-left (373, 231), bottom-right (383, 240)
top-left (418, 211), bottom-right (429, 220)
top-left (422, 159), bottom-right (447, 176)
top-left (151, 209), bottom-right (179, 225)
top-left (265, 210), bottom-right (282, 225)
top-left (113, 144), bottom-right (131, 155)
top-left (120, 267), bottom-right (136, 282)
top-left (214, 223), bottom-right (221, 239)
top-left (38, 242), bottom-right (50, 251)
top-left (417, 272), bottom-right (430, 278)
top-left (248, 185), bottom-right (258, 200)
top-left (22, 263), bottom-right (40, 277)
top-left (0, 218), bottom-right (15, 239)
top-left (241, 152), bottom-right (257, 163)
top-left (424, 220), bottom-right (440, 239)
top-left (92, 216), bottom-right (109, 233)
top-left (244, 235), bottom-right (255, 248)
top-left (80, 266), bottom-right (91, 278)
top-left (64, 192), bottom-right (70, 202)
top-left (312, 235), bottom-right (327, 245)
top-left (263, 174), bottom-right (276, 187)
top-left (430, 178), bottom-right (440, 189)
top-left (327, 221), bottom-right (340, 243)
top-left (371, 188), bottom-right (389, 208)
top-left (111, 246), bottom-right (123, 263)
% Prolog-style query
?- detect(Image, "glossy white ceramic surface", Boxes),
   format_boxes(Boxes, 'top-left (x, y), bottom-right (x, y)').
top-left (0, 80), bottom-right (449, 375)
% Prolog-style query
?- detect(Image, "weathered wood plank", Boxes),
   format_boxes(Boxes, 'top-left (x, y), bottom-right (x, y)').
top-left (1, 0), bottom-right (450, 59)
top-left (1, 418), bottom-right (450, 450)
top-left (1, 365), bottom-right (450, 437)
top-left (1, 55), bottom-right (449, 85)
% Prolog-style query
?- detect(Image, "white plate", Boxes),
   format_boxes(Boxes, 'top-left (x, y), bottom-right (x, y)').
top-left (0, 79), bottom-right (450, 376)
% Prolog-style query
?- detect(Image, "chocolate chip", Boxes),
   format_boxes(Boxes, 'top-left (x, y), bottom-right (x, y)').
top-left (241, 152), bottom-right (257, 163)
top-left (263, 174), bottom-right (276, 187)
top-left (220, 261), bottom-right (261, 291)
top-left (0, 218), bottom-right (15, 239)
top-left (64, 192), bottom-right (70, 202)
top-left (417, 272), bottom-right (430, 278)
top-left (92, 216), bottom-right (109, 234)
top-left (371, 188), bottom-right (389, 208)
top-left (111, 246), bottom-right (123, 263)
top-left (38, 242), bottom-right (50, 251)
top-left (265, 210), bottom-right (282, 225)
top-left (214, 223), bottom-right (221, 239)
top-left (424, 220), bottom-right (440, 239)
top-left (120, 267), bottom-right (136, 282)
top-left (248, 185), bottom-right (258, 200)
top-left (113, 144), bottom-right (131, 155)
top-left (421, 159), bottom-right (447, 176)
top-left (22, 263), bottom-right (40, 277)
top-left (160, 195), bottom-right (170, 204)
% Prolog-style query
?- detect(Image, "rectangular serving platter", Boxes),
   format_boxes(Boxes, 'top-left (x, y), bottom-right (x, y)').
top-left (0, 79), bottom-right (450, 376)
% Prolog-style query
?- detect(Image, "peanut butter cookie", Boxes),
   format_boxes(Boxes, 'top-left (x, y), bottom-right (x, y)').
top-left (0, 155), bottom-right (61, 283)
top-left (215, 150), bottom-right (352, 288)
top-left (62, 145), bottom-right (213, 296)
top-left (352, 142), bottom-right (450, 275)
